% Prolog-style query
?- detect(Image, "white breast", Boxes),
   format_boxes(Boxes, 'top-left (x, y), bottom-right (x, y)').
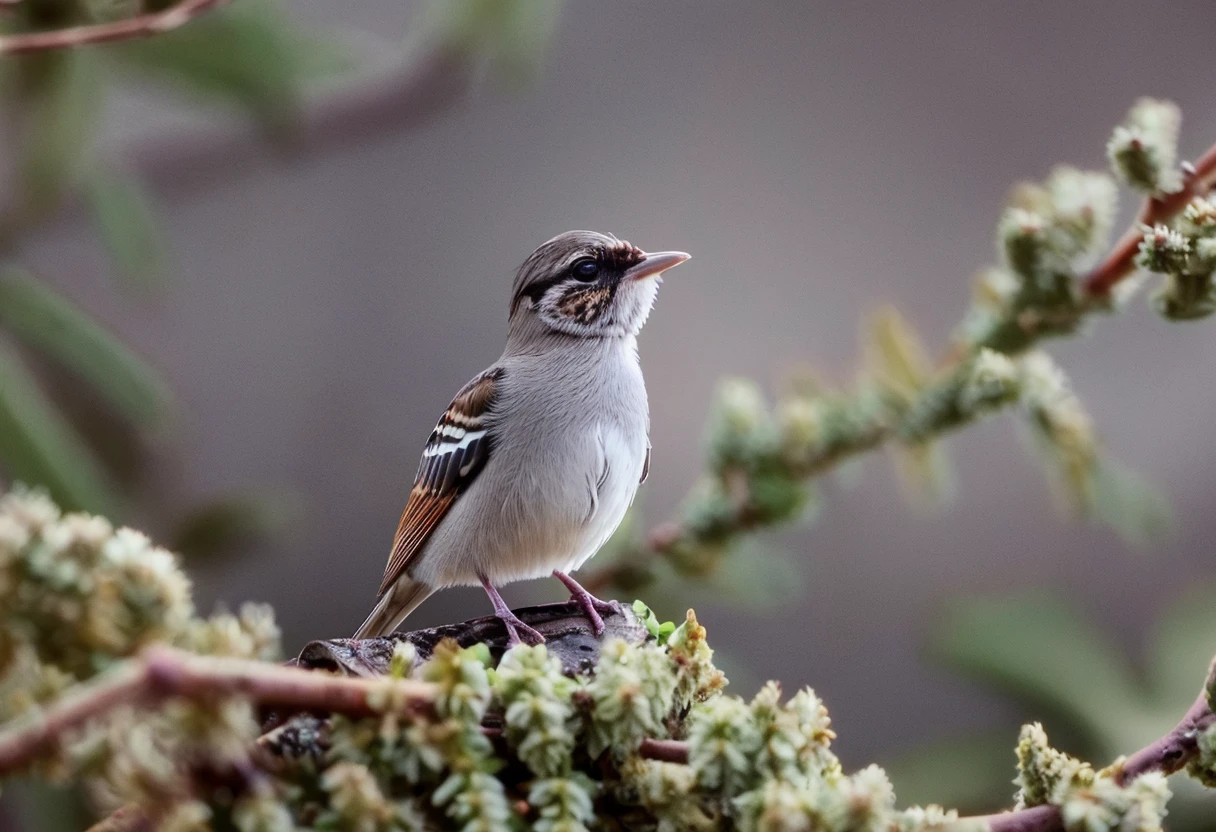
top-left (411, 340), bottom-right (649, 589)
top-left (561, 421), bottom-right (644, 574)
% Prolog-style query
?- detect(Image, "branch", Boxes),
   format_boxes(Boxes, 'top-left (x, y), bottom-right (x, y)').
top-left (0, 646), bottom-right (433, 776)
top-left (1115, 688), bottom-right (1216, 784)
top-left (0, 0), bottom-right (230, 55)
top-left (1082, 139), bottom-right (1216, 297)
top-left (954, 687), bottom-right (1215, 832)
top-left (0, 601), bottom-right (651, 776)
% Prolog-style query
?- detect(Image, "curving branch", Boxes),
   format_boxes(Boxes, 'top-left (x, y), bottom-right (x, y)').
top-left (958, 686), bottom-right (1215, 832)
top-left (1115, 687), bottom-right (1215, 785)
top-left (0, 0), bottom-right (231, 55)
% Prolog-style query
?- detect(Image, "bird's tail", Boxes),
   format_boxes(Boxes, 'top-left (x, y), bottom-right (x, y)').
top-left (353, 577), bottom-right (434, 639)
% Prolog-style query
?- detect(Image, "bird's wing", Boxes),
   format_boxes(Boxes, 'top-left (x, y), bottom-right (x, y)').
top-left (377, 367), bottom-right (502, 596)
top-left (640, 442), bottom-right (651, 484)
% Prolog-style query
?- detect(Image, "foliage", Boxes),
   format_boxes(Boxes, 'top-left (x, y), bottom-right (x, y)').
top-left (588, 97), bottom-right (1209, 596)
top-left (1, 488), bottom-right (1214, 831)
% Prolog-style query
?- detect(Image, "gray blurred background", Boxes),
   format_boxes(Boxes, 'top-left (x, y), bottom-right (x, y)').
top-left (16, 0), bottom-right (1216, 810)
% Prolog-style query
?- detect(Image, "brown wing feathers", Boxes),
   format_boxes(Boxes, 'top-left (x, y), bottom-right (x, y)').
top-left (377, 368), bottom-right (501, 596)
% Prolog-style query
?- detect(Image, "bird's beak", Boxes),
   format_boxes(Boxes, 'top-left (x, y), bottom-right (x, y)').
top-left (624, 250), bottom-right (691, 281)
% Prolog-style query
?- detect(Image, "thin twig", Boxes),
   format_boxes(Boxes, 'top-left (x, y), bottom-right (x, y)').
top-left (1082, 139), bottom-right (1216, 297)
top-left (0, 0), bottom-right (230, 55)
top-left (0, 646), bottom-right (433, 775)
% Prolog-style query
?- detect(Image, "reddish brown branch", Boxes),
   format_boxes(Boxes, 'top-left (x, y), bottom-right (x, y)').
top-left (1115, 688), bottom-right (1215, 784)
top-left (0, 0), bottom-right (230, 55)
top-left (954, 686), bottom-right (1215, 832)
top-left (0, 646), bottom-right (433, 775)
top-left (1082, 140), bottom-right (1216, 297)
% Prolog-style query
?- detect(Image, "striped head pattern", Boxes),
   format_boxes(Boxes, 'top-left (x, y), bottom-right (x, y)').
top-left (509, 230), bottom-right (689, 340)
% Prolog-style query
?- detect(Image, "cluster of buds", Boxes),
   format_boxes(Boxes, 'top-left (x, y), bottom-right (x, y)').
top-left (1137, 197), bottom-right (1216, 320)
top-left (1016, 723), bottom-right (1171, 832)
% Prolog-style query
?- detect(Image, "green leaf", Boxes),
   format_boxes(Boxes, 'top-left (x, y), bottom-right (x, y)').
top-left (933, 594), bottom-right (1145, 739)
top-left (0, 268), bottom-right (171, 427)
top-left (17, 50), bottom-right (104, 213)
top-left (0, 345), bottom-right (120, 517)
top-left (1089, 457), bottom-right (1175, 547)
top-left (1149, 586), bottom-right (1216, 710)
top-left (84, 166), bottom-right (170, 292)
top-left (699, 540), bottom-right (804, 610)
top-left (105, 0), bottom-right (317, 129)
top-left (170, 489), bottom-right (299, 562)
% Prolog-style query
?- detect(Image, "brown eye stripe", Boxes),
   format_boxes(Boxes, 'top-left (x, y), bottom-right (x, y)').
top-left (559, 286), bottom-right (614, 323)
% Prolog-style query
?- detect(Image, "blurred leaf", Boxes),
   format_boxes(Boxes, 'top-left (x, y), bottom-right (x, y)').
top-left (106, 0), bottom-right (319, 128)
top-left (701, 539), bottom-right (803, 609)
top-left (424, 0), bottom-right (562, 82)
top-left (934, 594), bottom-right (1145, 738)
top-left (865, 306), bottom-right (931, 401)
top-left (0, 344), bottom-right (119, 517)
top-left (891, 441), bottom-right (955, 510)
top-left (17, 50), bottom-right (104, 213)
top-left (882, 731), bottom-right (1015, 812)
top-left (1089, 457), bottom-right (1175, 547)
top-left (170, 489), bottom-right (300, 562)
top-left (1150, 585), bottom-right (1216, 709)
top-left (0, 268), bottom-right (170, 426)
top-left (84, 166), bottom-right (170, 292)
top-left (647, 540), bottom-right (803, 613)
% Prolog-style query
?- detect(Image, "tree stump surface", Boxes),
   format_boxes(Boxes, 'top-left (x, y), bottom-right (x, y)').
top-left (259, 600), bottom-right (649, 754)
top-left (292, 600), bottom-right (648, 678)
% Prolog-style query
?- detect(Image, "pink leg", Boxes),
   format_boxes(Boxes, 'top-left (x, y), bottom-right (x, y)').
top-left (553, 571), bottom-right (621, 637)
top-left (480, 576), bottom-right (545, 647)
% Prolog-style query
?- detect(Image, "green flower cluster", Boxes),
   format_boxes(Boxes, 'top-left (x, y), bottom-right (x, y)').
top-left (1106, 98), bottom-right (1183, 195)
top-left (1015, 723), bottom-right (1171, 832)
top-left (1137, 196), bottom-right (1216, 320)
top-left (0, 487), bottom-right (279, 723)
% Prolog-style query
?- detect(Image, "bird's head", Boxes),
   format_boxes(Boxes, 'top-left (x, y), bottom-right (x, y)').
top-left (508, 230), bottom-right (689, 345)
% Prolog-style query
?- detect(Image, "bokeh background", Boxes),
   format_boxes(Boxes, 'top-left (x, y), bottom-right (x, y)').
top-left (5, 0), bottom-right (1216, 823)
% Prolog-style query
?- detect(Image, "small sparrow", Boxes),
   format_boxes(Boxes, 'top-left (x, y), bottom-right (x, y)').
top-left (354, 230), bottom-right (689, 644)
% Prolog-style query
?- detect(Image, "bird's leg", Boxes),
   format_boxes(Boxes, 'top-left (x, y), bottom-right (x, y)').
top-left (479, 576), bottom-right (545, 647)
top-left (553, 571), bottom-right (621, 637)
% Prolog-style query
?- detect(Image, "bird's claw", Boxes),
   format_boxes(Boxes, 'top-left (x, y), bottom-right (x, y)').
top-left (552, 570), bottom-right (621, 638)
top-left (499, 612), bottom-right (546, 647)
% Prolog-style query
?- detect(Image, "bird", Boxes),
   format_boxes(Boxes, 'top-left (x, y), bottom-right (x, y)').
top-left (353, 230), bottom-right (690, 644)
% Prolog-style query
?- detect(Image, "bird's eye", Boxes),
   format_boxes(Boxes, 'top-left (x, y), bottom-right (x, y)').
top-left (572, 259), bottom-right (599, 281)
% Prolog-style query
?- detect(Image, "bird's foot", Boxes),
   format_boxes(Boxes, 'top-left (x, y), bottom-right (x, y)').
top-left (499, 611), bottom-right (546, 647)
top-left (480, 575), bottom-right (546, 647)
top-left (553, 571), bottom-right (621, 637)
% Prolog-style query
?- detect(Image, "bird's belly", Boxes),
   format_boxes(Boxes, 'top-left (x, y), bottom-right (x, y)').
top-left (411, 422), bottom-right (643, 588)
